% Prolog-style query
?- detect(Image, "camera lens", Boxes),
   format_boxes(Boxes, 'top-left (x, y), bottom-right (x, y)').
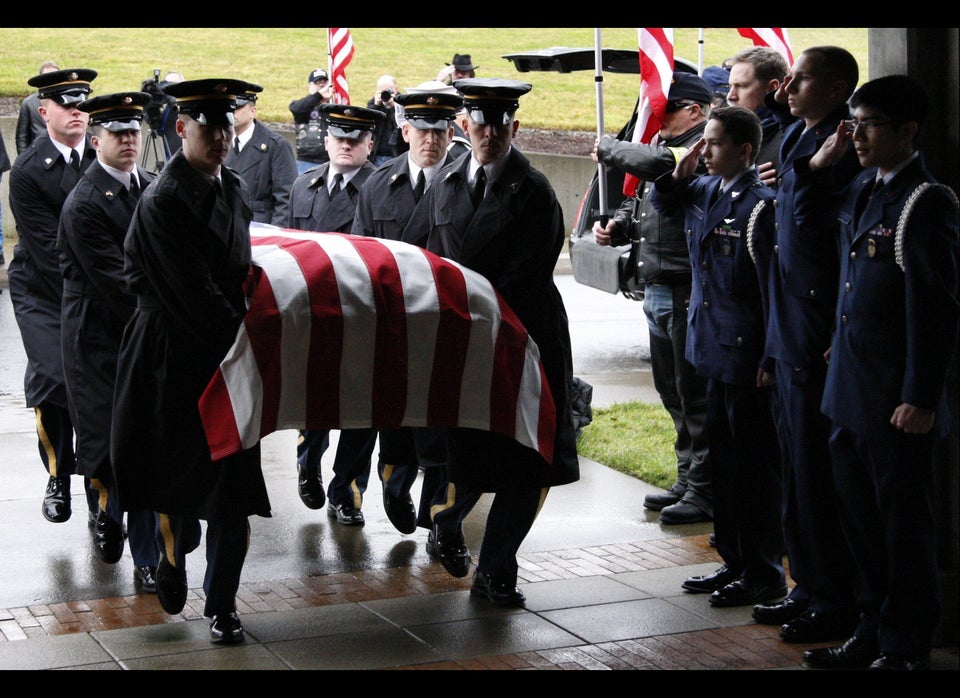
top-left (381, 90), bottom-right (393, 102)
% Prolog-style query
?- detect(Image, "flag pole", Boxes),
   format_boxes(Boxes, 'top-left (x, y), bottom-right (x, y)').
top-left (594, 28), bottom-right (608, 227)
top-left (698, 28), bottom-right (704, 73)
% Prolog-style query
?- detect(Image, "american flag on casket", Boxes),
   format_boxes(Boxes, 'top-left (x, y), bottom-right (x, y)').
top-left (199, 223), bottom-right (557, 463)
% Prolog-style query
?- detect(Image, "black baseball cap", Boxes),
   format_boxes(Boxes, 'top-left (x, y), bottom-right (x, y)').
top-left (309, 68), bottom-right (329, 83)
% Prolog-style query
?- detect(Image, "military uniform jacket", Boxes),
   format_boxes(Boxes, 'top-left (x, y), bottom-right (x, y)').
top-left (424, 147), bottom-right (579, 491)
top-left (57, 161), bottom-right (155, 480)
top-left (822, 156), bottom-right (959, 438)
top-left (111, 151), bottom-right (270, 519)
top-left (765, 102), bottom-right (859, 368)
top-left (7, 132), bottom-right (96, 408)
top-left (352, 152), bottom-right (456, 248)
top-left (288, 160), bottom-right (377, 233)
top-left (599, 124), bottom-right (707, 285)
top-left (651, 168), bottom-right (777, 386)
top-left (224, 120), bottom-right (297, 227)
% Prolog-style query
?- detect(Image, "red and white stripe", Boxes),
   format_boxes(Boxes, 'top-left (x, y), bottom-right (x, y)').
top-left (199, 225), bottom-right (556, 463)
top-left (737, 28), bottom-right (794, 66)
top-left (623, 28), bottom-right (674, 196)
top-left (327, 27), bottom-right (355, 105)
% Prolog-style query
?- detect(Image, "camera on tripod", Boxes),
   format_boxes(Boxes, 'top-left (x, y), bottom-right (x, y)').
top-left (141, 68), bottom-right (174, 133)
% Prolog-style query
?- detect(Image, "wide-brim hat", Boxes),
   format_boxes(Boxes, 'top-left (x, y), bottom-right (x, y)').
top-left (454, 77), bottom-right (531, 126)
top-left (79, 91), bottom-right (150, 132)
top-left (28, 68), bottom-right (97, 106)
top-left (164, 78), bottom-right (258, 126)
top-left (395, 91), bottom-right (462, 130)
top-left (447, 54), bottom-right (478, 71)
top-left (321, 104), bottom-right (383, 139)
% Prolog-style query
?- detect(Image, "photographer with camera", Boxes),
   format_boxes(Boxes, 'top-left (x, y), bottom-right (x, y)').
top-left (139, 69), bottom-right (183, 168)
top-left (366, 74), bottom-right (403, 166)
top-left (289, 68), bottom-right (334, 174)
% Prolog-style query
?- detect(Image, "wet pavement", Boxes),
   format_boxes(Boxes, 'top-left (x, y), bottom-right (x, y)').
top-left (0, 247), bottom-right (658, 611)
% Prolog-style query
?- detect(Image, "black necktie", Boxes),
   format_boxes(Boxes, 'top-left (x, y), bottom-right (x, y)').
top-left (471, 167), bottom-right (486, 208)
top-left (331, 172), bottom-right (344, 198)
top-left (233, 137), bottom-right (241, 155)
top-left (129, 175), bottom-right (140, 199)
top-left (69, 149), bottom-right (80, 173)
top-left (413, 170), bottom-right (425, 202)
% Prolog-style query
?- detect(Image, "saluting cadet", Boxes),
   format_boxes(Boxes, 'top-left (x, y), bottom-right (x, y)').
top-left (224, 85), bottom-right (298, 226)
top-left (423, 78), bottom-right (579, 606)
top-left (649, 106), bottom-right (785, 608)
top-left (111, 78), bottom-right (270, 645)
top-left (352, 89), bottom-right (462, 534)
top-left (288, 104), bottom-right (383, 527)
top-left (57, 91), bottom-right (159, 591)
top-left (8, 68), bottom-right (100, 526)
top-left (752, 46), bottom-right (862, 645)
top-left (801, 75), bottom-right (958, 672)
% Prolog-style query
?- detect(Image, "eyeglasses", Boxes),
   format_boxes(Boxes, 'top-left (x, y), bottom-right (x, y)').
top-left (846, 118), bottom-right (892, 133)
top-left (664, 101), bottom-right (696, 114)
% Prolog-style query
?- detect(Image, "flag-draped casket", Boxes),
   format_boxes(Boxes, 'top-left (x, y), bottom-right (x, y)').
top-left (199, 224), bottom-right (557, 463)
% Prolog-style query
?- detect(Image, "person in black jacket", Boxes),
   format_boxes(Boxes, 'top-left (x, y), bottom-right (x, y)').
top-left (423, 78), bottom-right (580, 606)
top-left (591, 72), bottom-right (713, 527)
top-left (289, 68), bottom-right (334, 174)
top-left (366, 74), bottom-right (402, 166)
top-left (0, 129), bottom-right (10, 267)
top-left (57, 91), bottom-right (159, 592)
top-left (111, 78), bottom-right (270, 645)
top-left (352, 89), bottom-right (462, 535)
top-left (225, 86), bottom-right (297, 226)
top-left (15, 60), bottom-right (59, 155)
top-left (288, 104), bottom-right (383, 528)
top-left (8, 68), bottom-right (100, 527)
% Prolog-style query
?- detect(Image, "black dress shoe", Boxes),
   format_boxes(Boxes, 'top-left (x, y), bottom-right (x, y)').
top-left (93, 510), bottom-right (126, 564)
top-left (133, 565), bottom-right (158, 594)
top-left (803, 635), bottom-right (880, 670)
top-left (155, 556), bottom-right (188, 615)
top-left (42, 475), bottom-right (72, 523)
top-left (868, 653), bottom-right (931, 671)
top-left (753, 597), bottom-right (808, 625)
top-left (297, 462), bottom-right (325, 510)
top-left (780, 609), bottom-right (860, 643)
top-left (426, 523), bottom-right (471, 578)
top-left (210, 612), bottom-right (245, 645)
top-left (471, 570), bottom-right (526, 607)
top-left (382, 489), bottom-right (417, 534)
top-left (709, 578), bottom-right (788, 607)
top-left (644, 482), bottom-right (684, 511)
top-left (327, 500), bottom-right (364, 526)
top-left (643, 491), bottom-right (681, 511)
top-left (682, 565), bottom-right (739, 593)
top-left (659, 500), bottom-right (712, 525)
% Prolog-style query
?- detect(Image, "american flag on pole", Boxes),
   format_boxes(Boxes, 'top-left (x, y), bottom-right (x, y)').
top-left (737, 28), bottom-right (794, 65)
top-left (623, 28), bottom-right (674, 197)
top-left (199, 224), bottom-right (557, 463)
top-left (327, 27), bottom-right (355, 104)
